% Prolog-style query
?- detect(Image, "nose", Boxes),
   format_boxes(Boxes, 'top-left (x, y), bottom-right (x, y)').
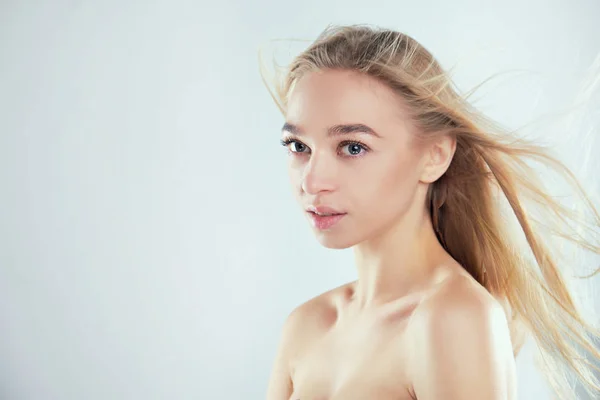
top-left (300, 153), bottom-right (337, 195)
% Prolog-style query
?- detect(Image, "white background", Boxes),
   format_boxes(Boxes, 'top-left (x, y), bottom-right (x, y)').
top-left (1, 0), bottom-right (599, 399)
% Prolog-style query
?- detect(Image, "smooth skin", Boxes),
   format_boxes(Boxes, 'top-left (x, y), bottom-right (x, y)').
top-left (267, 69), bottom-right (522, 400)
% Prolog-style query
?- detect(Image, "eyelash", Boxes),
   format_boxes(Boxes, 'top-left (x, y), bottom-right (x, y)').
top-left (279, 137), bottom-right (370, 158)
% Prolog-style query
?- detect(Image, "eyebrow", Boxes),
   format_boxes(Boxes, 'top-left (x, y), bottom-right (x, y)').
top-left (281, 122), bottom-right (382, 138)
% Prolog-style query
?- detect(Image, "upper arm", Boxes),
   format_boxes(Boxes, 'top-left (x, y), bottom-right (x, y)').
top-left (409, 285), bottom-right (517, 399)
top-left (266, 311), bottom-right (297, 400)
top-left (266, 292), bottom-right (332, 400)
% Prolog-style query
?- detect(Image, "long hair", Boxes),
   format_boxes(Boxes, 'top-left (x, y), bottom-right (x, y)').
top-left (259, 24), bottom-right (600, 399)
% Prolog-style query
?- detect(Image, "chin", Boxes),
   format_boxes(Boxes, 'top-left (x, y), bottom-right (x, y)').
top-left (313, 231), bottom-right (357, 250)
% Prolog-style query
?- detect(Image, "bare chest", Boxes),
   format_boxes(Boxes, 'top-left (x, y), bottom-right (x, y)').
top-left (288, 314), bottom-right (414, 400)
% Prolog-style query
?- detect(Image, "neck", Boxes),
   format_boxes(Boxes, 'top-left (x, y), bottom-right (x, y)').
top-left (351, 202), bottom-right (450, 309)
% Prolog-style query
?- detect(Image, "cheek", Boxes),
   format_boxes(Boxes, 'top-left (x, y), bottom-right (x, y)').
top-left (287, 161), bottom-right (301, 184)
top-left (287, 162), bottom-right (303, 199)
top-left (384, 157), bottom-right (420, 190)
top-left (354, 156), bottom-right (420, 213)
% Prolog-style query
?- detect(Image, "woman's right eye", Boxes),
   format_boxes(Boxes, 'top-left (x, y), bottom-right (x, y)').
top-left (280, 138), bottom-right (309, 154)
top-left (290, 141), bottom-right (308, 153)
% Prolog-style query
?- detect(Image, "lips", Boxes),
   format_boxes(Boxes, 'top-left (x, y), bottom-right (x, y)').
top-left (306, 205), bottom-right (346, 216)
top-left (308, 212), bottom-right (346, 230)
top-left (311, 211), bottom-right (343, 216)
top-left (306, 205), bottom-right (347, 230)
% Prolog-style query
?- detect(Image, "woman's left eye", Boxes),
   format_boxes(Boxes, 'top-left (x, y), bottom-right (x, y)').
top-left (340, 142), bottom-right (367, 156)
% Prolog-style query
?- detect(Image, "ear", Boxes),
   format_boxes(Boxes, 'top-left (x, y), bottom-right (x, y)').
top-left (419, 134), bottom-right (456, 184)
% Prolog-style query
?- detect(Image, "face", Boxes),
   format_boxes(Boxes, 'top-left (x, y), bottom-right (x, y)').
top-left (281, 69), bottom-right (432, 249)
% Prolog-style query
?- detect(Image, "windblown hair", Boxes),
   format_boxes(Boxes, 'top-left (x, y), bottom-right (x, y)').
top-left (259, 24), bottom-right (600, 399)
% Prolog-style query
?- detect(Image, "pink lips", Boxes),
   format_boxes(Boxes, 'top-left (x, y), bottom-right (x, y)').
top-left (306, 205), bottom-right (347, 230)
top-left (308, 212), bottom-right (346, 230)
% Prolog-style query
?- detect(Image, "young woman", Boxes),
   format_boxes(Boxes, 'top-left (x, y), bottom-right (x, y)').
top-left (261, 24), bottom-right (600, 400)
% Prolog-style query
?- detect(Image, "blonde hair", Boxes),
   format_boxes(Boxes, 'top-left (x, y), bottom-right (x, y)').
top-left (259, 24), bottom-right (600, 399)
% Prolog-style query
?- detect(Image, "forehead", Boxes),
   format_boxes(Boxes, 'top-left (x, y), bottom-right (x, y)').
top-left (285, 69), bottom-right (412, 132)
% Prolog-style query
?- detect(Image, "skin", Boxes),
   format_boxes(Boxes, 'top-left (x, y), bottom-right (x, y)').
top-left (266, 69), bottom-right (520, 400)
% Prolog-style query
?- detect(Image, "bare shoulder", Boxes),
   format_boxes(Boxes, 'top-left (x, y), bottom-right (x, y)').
top-left (406, 274), bottom-right (516, 399)
top-left (266, 283), bottom-right (348, 400)
top-left (412, 273), bottom-right (506, 329)
top-left (280, 282), bottom-right (352, 350)
top-left (407, 274), bottom-right (509, 360)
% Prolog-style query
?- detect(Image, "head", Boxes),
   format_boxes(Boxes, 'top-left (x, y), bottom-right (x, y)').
top-left (282, 68), bottom-right (456, 249)
top-left (271, 26), bottom-right (488, 277)
top-left (261, 24), bottom-right (600, 399)
top-left (265, 25), bottom-right (520, 285)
